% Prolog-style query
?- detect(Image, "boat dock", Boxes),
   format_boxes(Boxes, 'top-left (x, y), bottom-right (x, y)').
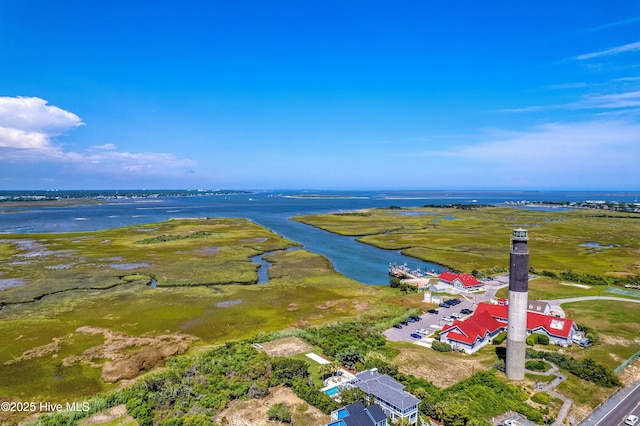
top-left (388, 262), bottom-right (437, 280)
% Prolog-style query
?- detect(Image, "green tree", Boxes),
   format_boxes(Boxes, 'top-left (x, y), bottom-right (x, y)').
top-left (336, 347), bottom-right (364, 369)
top-left (443, 401), bottom-right (471, 425)
top-left (271, 357), bottom-right (309, 385)
top-left (339, 387), bottom-right (369, 406)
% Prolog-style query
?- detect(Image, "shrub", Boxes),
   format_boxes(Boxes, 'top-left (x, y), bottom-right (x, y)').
top-left (536, 334), bottom-right (549, 345)
top-left (525, 360), bottom-right (551, 372)
top-left (577, 323), bottom-right (599, 345)
top-left (526, 348), bottom-right (544, 359)
top-left (271, 357), bottom-right (310, 385)
top-left (492, 332), bottom-right (507, 345)
top-left (291, 378), bottom-right (338, 414)
top-left (432, 341), bottom-right (452, 352)
top-left (336, 347), bottom-right (364, 369)
top-left (267, 403), bottom-right (292, 423)
top-left (526, 336), bottom-right (536, 346)
top-left (542, 353), bottom-right (621, 387)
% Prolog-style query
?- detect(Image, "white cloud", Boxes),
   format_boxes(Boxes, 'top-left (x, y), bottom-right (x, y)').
top-left (575, 41), bottom-right (640, 60)
top-left (420, 120), bottom-right (640, 188)
top-left (578, 90), bottom-right (640, 109)
top-left (0, 96), bottom-right (82, 133)
top-left (0, 96), bottom-right (81, 160)
top-left (0, 96), bottom-right (197, 180)
top-left (581, 16), bottom-right (640, 34)
top-left (92, 143), bottom-right (116, 150)
top-left (501, 89), bottom-right (640, 113)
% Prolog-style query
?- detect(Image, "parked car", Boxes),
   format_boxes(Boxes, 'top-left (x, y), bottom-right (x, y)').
top-left (410, 333), bottom-right (422, 339)
top-left (427, 309), bottom-right (439, 314)
top-left (416, 328), bottom-right (428, 335)
top-left (409, 315), bottom-right (421, 321)
top-left (451, 313), bottom-right (461, 319)
top-left (439, 303), bottom-right (449, 308)
top-left (624, 415), bottom-right (639, 426)
top-left (460, 308), bottom-right (473, 315)
top-left (392, 324), bottom-right (403, 329)
top-left (442, 316), bottom-right (454, 322)
top-left (401, 321), bottom-right (409, 326)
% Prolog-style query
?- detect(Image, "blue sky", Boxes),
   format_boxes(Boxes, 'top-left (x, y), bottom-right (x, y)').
top-left (1, 1), bottom-right (639, 190)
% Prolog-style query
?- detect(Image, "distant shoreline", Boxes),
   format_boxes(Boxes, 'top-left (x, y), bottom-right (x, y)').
top-left (284, 194), bottom-right (369, 199)
top-left (0, 189), bottom-right (253, 209)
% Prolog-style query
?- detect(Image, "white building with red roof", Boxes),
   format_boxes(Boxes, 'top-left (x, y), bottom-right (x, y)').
top-left (438, 272), bottom-right (484, 291)
top-left (439, 302), bottom-right (577, 354)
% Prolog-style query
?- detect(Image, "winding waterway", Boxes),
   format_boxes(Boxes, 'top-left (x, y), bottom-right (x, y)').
top-left (1, 190), bottom-right (636, 285)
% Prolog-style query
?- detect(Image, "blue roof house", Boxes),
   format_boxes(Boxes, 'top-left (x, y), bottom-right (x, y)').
top-left (327, 401), bottom-right (388, 426)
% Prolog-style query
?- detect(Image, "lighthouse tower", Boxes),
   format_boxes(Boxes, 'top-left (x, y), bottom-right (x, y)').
top-left (506, 228), bottom-right (529, 380)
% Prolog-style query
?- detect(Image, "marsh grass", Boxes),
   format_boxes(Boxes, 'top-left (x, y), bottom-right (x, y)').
top-left (0, 218), bottom-right (299, 304)
top-left (295, 207), bottom-right (640, 276)
top-left (0, 220), bottom-right (402, 403)
top-left (495, 276), bottom-right (603, 300)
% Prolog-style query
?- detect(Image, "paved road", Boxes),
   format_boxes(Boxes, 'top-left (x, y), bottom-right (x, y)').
top-left (578, 380), bottom-right (640, 426)
top-left (542, 296), bottom-right (640, 304)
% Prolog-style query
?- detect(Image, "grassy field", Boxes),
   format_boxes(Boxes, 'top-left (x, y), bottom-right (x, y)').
top-left (561, 300), bottom-right (640, 370)
top-left (294, 206), bottom-right (640, 276)
top-left (495, 276), bottom-right (604, 300)
top-left (0, 219), bottom-right (403, 409)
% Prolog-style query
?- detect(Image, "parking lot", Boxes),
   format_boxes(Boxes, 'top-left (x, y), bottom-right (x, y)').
top-left (381, 277), bottom-right (509, 343)
top-left (382, 296), bottom-right (478, 343)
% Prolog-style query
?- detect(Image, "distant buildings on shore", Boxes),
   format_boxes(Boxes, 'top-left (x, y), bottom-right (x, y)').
top-left (504, 199), bottom-right (640, 213)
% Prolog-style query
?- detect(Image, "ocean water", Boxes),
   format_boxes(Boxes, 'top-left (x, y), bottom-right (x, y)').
top-left (0, 190), bottom-right (636, 284)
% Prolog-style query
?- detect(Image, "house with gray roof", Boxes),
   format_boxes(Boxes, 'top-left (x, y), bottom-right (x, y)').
top-left (527, 300), bottom-right (551, 315)
top-left (344, 369), bottom-right (420, 425)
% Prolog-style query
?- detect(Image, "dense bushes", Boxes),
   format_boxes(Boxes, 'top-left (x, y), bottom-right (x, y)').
top-left (537, 334), bottom-right (550, 345)
top-left (432, 341), bottom-right (452, 352)
top-left (271, 357), bottom-right (310, 385)
top-left (541, 270), bottom-right (610, 286)
top-left (492, 332), bottom-right (507, 345)
top-left (526, 348), bottom-right (545, 359)
top-left (299, 321), bottom-right (399, 361)
top-left (577, 323), bottom-right (599, 345)
top-left (291, 378), bottom-right (338, 414)
top-left (420, 371), bottom-right (544, 425)
top-left (525, 360), bottom-right (552, 372)
top-left (526, 351), bottom-right (621, 387)
top-left (85, 341), bottom-right (277, 425)
top-left (526, 333), bottom-right (549, 346)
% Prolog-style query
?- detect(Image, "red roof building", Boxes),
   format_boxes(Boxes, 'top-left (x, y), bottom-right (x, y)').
top-left (439, 302), bottom-right (577, 353)
top-left (437, 272), bottom-right (484, 291)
